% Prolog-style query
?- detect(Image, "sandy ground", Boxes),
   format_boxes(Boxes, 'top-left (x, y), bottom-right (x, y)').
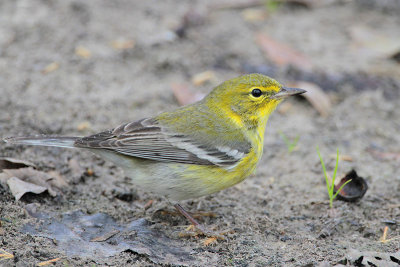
top-left (1, 0), bottom-right (400, 266)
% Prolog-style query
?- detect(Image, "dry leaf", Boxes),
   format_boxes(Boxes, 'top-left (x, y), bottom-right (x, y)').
top-left (47, 170), bottom-right (68, 188)
top-left (75, 46), bottom-right (91, 59)
top-left (22, 210), bottom-right (202, 265)
top-left (7, 177), bottom-right (47, 200)
top-left (287, 81), bottom-right (331, 116)
top-left (349, 26), bottom-right (400, 59)
top-left (255, 32), bottom-right (313, 71)
top-left (41, 62), bottom-right (59, 74)
top-left (68, 158), bottom-right (83, 180)
top-left (191, 70), bottom-right (216, 86)
top-left (0, 157), bottom-right (35, 171)
top-left (329, 154), bottom-right (353, 162)
top-left (0, 167), bottom-right (67, 200)
top-left (367, 148), bottom-right (400, 162)
top-left (340, 155), bottom-right (353, 162)
top-left (171, 83), bottom-right (205, 106)
top-left (111, 39), bottom-right (135, 50)
top-left (77, 121), bottom-right (91, 131)
top-left (241, 8), bottom-right (267, 22)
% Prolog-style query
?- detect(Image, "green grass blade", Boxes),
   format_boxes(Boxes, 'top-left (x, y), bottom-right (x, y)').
top-left (333, 179), bottom-right (352, 199)
top-left (332, 149), bottom-right (339, 186)
top-left (279, 131), bottom-right (290, 150)
top-left (316, 146), bottom-right (332, 198)
top-left (288, 135), bottom-right (300, 152)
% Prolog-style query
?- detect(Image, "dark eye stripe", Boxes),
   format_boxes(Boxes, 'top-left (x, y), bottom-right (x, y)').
top-left (251, 88), bottom-right (262, 97)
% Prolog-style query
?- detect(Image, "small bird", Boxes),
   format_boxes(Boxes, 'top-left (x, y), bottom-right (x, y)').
top-left (4, 73), bottom-right (305, 235)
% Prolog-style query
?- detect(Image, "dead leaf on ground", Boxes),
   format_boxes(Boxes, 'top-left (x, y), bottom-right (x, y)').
top-left (241, 8), bottom-right (267, 22)
top-left (41, 62), bottom-right (59, 74)
top-left (47, 170), bottom-right (68, 188)
top-left (287, 81), bottom-right (331, 116)
top-left (255, 32), bottom-right (313, 71)
top-left (329, 154), bottom-right (353, 162)
top-left (0, 167), bottom-right (67, 200)
top-left (171, 83), bottom-right (205, 106)
top-left (367, 148), bottom-right (400, 163)
top-left (76, 121), bottom-right (91, 131)
top-left (68, 158), bottom-right (84, 182)
top-left (22, 210), bottom-right (209, 265)
top-left (191, 70), bottom-right (216, 86)
top-left (349, 26), bottom-right (400, 59)
top-left (75, 46), bottom-right (91, 59)
top-left (111, 39), bottom-right (135, 50)
top-left (0, 157), bottom-right (35, 171)
top-left (6, 177), bottom-right (48, 200)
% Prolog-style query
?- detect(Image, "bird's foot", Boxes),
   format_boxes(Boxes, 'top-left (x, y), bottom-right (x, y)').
top-left (174, 203), bottom-right (232, 240)
top-left (178, 224), bottom-right (232, 241)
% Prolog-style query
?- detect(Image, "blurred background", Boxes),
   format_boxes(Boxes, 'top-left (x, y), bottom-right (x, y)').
top-left (1, 0), bottom-right (399, 132)
top-left (1, 0), bottom-right (399, 266)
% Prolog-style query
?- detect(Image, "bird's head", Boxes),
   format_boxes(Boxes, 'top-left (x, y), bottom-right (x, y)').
top-left (205, 73), bottom-right (306, 130)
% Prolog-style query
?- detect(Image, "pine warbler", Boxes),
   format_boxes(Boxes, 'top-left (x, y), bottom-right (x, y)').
top-left (5, 73), bottom-right (305, 234)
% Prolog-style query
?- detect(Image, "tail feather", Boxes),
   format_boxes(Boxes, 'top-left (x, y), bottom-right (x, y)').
top-left (3, 136), bottom-right (80, 148)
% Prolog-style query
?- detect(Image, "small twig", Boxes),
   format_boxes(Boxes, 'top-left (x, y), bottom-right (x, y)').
top-left (143, 199), bottom-right (154, 210)
top-left (379, 226), bottom-right (400, 243)
top-left (0, 248), bottom-right (14, 260)
top-left (90, 229), bottom-right (120, 242)
top-left (37, 257), bottom-right (61, 266)
top-left (380, 226), bottom-right (389, 242)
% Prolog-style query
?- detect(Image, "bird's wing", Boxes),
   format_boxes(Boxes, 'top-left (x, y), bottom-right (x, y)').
top-left (75, 118), bottom-right (250, 167)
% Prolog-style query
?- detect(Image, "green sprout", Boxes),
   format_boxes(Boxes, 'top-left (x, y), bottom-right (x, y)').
top-left (279, 131), bottom-right (299, 153)
top-left (264, 0), bottom-right (280, 13)
top-left (316, 146), bottom-right (352, 209)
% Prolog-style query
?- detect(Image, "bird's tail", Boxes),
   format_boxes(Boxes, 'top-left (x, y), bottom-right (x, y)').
top-left (3, 136), bottom-right (80, 148)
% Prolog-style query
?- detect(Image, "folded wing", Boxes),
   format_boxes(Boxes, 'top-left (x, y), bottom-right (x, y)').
top-left (75, 118), bottom-right (250, 167)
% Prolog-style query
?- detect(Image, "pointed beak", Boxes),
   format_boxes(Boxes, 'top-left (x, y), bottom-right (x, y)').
top-left (271, 87), bottom-right (306, 99)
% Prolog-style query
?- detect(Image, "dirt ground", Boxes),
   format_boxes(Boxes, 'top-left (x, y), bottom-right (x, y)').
top-left (1, 0), bottom-right (400, 266)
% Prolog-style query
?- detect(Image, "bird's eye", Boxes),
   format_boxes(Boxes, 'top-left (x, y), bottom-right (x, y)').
top-left (251, 88), bottom-right (262, 97)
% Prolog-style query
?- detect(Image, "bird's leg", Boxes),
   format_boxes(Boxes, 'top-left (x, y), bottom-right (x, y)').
top-left (174, 203), bottom-right (224, 239)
